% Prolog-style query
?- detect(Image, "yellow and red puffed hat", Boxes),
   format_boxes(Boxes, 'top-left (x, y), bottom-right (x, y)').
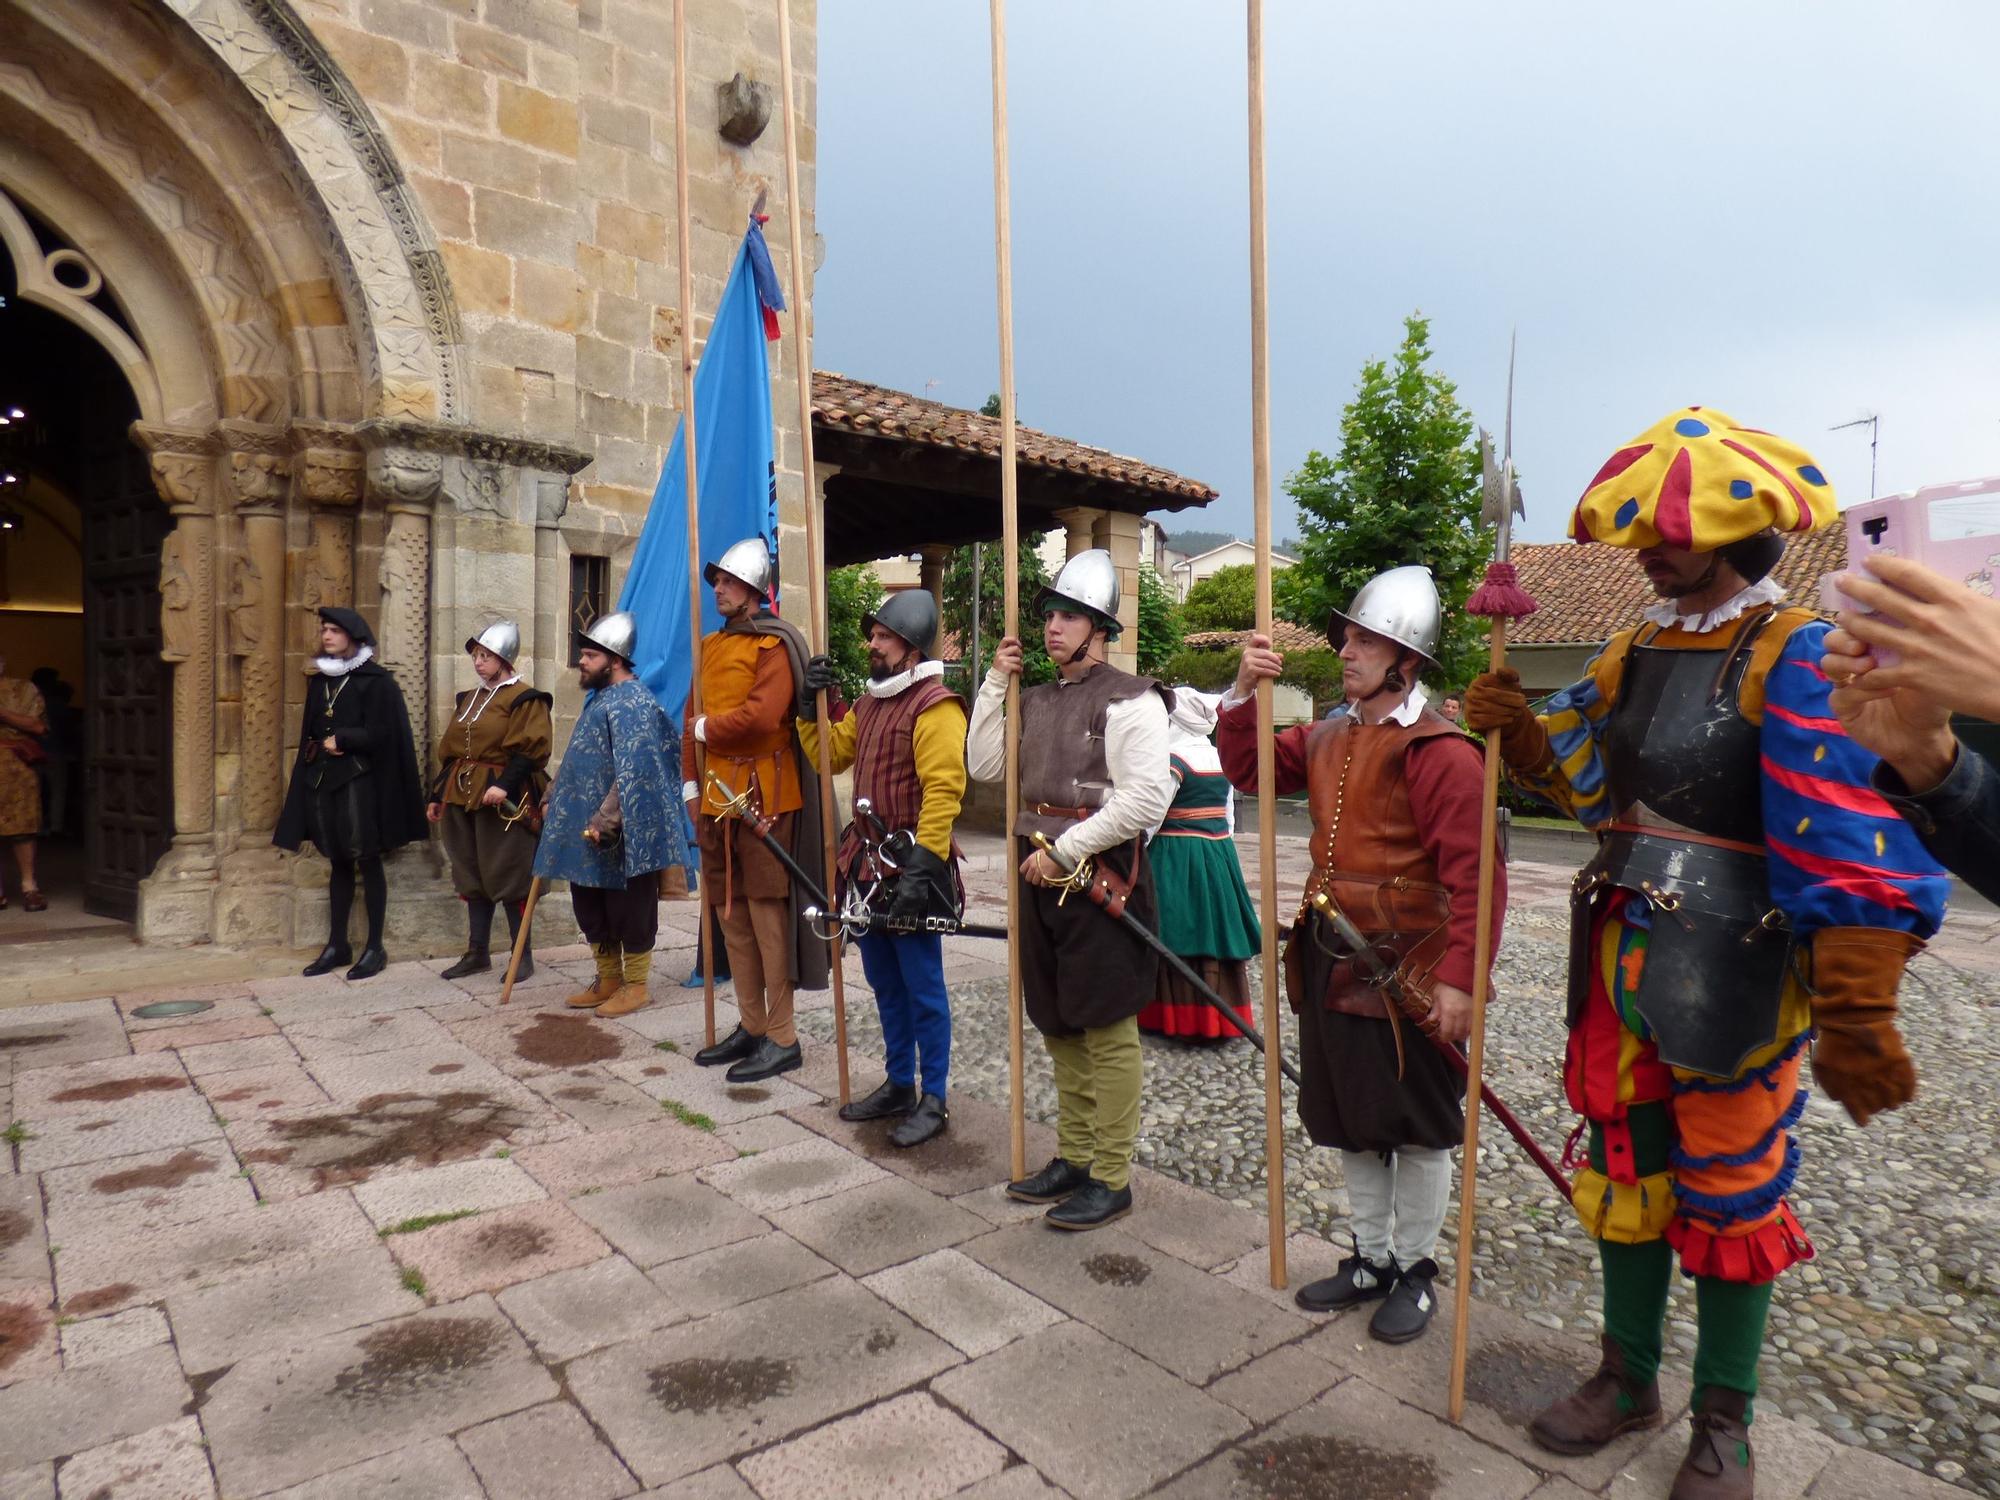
top-left (1568, 407), bottom-right (1837, 551)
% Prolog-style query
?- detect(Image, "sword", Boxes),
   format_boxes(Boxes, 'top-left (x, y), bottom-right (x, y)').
top-left (1305, 889), bottom-right (1571, 1201)
top-left (1030, 832), bottom-right (1302, 1089)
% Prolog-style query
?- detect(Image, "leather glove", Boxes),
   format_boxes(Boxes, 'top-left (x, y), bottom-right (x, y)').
top-left (1463, 667), bottom-right (1552, 773)
top-left (1809, 925), bottom-right (1922, 1126)
top-left (886, 844), bottom-right (949, 926)
top-left (800, 655), bottom-right (838, 719)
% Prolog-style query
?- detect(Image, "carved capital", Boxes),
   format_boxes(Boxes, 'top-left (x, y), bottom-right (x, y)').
top-left (290, 421), bottom-right (365, 507)
top-left (366, 447), bottom-right (443, 511)
top-left (535, 472), bottom-right (571, 528)
top-left (218, 420), bottom-right (292, 512)
top-left (130, 423), bottom-right (221, 514)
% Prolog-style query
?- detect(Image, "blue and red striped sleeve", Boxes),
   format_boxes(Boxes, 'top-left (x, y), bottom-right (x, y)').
top-left (1760, 619), bottom-right (1948, 938)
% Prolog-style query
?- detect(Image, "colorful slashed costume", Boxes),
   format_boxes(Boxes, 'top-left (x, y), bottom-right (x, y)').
top-left (1469, 409), bottom-right (1947, 1499)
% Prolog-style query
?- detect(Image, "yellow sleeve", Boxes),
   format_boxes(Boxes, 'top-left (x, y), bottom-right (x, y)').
top-left (911, 698), bottom-right (969, 861)
top-left (794, 708), bottom-right (859, 773)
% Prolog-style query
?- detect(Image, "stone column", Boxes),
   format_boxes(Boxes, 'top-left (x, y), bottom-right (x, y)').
top-left (917, 543), bottom-right (954, 613)
top-left (1091, 510), bottom-right (1144, 674)
top-left (364, 443), bottom-right (442, 784)
top-left (291, 424), bottom-right (365, 655)
top-left (220, 420), bottom-right (292, 834)
top-left (1050, 505), bottom-right (1102, 563)
top-left (532, 468), bottom-right (571, 693)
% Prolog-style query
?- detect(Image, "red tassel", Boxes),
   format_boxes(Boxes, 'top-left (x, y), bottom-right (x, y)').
top-left (1467, 560), bottom-right (1538, 620)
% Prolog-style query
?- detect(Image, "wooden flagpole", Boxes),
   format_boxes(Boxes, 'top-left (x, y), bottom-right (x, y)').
top-left (673, 0), bottom-right (716, 1046)
top-left (1245, 0), bottom-right (1286, 1291)
top-left (776, 0), bottom-right (851, 1107)
top-left (989, 0), bottom-right (1025, 1181)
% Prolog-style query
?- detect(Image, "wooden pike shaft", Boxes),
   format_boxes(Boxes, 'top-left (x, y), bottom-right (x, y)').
top-left (672, 0), bottom-right (716, 1047)
top-left (1448, 616), bottom-right (1510, 1422)
top-left (499, 877), bottom-right (543, 1005)
top-left (989, 0), bottom-right (1026, 1182)
top-left (776, 0), bottom-right (850, 1107)
top-left (1245, 0), bottom-right (1287, 1292)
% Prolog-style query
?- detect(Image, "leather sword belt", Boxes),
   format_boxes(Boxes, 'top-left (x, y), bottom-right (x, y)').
top-left (1027, 802), bottom-right (1094, 821)
top-left (1569, 826), bottom-right (1793, 1079)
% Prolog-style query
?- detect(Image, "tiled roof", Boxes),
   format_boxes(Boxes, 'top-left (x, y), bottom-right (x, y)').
top-left (1509, 527), bottom-right (1849, 645)
top-left (812, 372), bottom-right (1216, 502)
top-left (1182, 621), bottom-right (1334, 653)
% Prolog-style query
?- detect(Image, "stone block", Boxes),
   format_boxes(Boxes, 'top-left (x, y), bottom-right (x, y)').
top-left (14, 1054), bottom-right (194, 1119)
top-left (1216, 1232), bottom-right (1356, 1315)
top-left (115, 990), bottom-right (256, 1032)
top-left (453, 23), bottom-right (532, 81)
top-left (474, 188), bottom-right (577, 264)
top-left (1804, 1446), bottom-right (1978, 1498)
top-left (458, 1400), bottom-right (638, 1500)
top-left (498, 81), bottom-right (579, 155)
top-left (202, 1296), bottom-right (557, 1496)
top-left (933, 1321), bottom-right (1246, 1500)
top-left (520, 1067), bottom-right (671, 1131)
top-left (646, 1230), bottom-right (834, 1322)
top-left (410, 172), bottom-right (473, 241)
top-left (262, 1437), bottom-right (485, 1499)
top-left (695, 1137), bottom-right (890, 1215)
top-left (737, 1390), bottom-right (1008, 1500)
top-left (0, 1291), bottom-right (57, 1384)
top-left (129, 1013), bottom-right (274, 1053)
top-left (497, 1254), bottom-right (681, 1364)
top-left (860, 1248), bottom-right (1065, 1360)
top-left (0, 1175), bottom-right (46, 1291)
top-left (1117, 1166), bottom-right (1267, 1272)
top-left (358, 0), bottom-right (449, 50)
top-left (451, 1009), bottom-right (657, 1080)
top-left (636, 1468), bottom-right (757, 1500)
top-left (576, 334), bottom-right (635, 396)
top-left (516, 258), bottom-right (585, 333)
top-left (314, 22), bottom-right (410, 106)
top-left (582, 96), bottom-right (651, 152)
top-left (0, 1001), bottom-right (134, 1075)
top-left (350, 1157), bottom-right (546, 1229)
top-left (515, 1117), bottom-right (734, 1198)
top-left (52, 1417), bottom-right (214, 1500)
top-left (962, 1221), bottom-right (1305, 1384)
top-left (714, 1113), bottom-right (812, 1155)
top-left (568, 1175), bottom-right (766, 1269)
top-left (566, 1277), bottom-right (959, 1489)
top-left (18, 1095), bottom-right (222, 1174)
top-left (200, 1062), bottom-right (331, 1114)
top-left (950, 1469), bottom-right (1067, 1500)
top-left (59, 1304), bottom-right (169, 1369)
top-left (297, 1041), bottom-right (516, 1102)
top-left (410, 55), bottom-right (493, 126)
top-left (41, 1142), bottom-right (254, 1244)
top-left (594, 203), bottom-right (668, 263)
top-left (288, 1010), bottom-right (453, 1060)
top-left (1204, 1342), bottom-right (1342, 1426)
top-left (384, 1199), bottom-right (610, 1301)
top-left (0, 1463), bottom-right (50, 1500)
top-left (577, 242), bottom-right (638, 299)
top-left (441, 241), bottom-right (513, 317)
top-left (178, 1033), bottom-right (299, 1077)
top-left (783, 1090), bottom-right (1033, 1199)
top-left (768, 1175), bottom-right (989, 1278)
top-left (1151, 1378), bottom-right (1538, 1500)
top-left (610, 1052), bottom-right (817, 1128)
top-left (0, 1343), bottom-right (189, 1469)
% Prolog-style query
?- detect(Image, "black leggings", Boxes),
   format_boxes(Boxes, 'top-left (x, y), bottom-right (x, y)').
top-left (329, 855), bottom-right (387, 949)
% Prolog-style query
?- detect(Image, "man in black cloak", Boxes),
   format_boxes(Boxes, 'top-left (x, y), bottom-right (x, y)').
top-left (275, 606), bottom-right (428, 979)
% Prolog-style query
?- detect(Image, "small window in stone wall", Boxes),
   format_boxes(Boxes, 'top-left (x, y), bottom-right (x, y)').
top-left (569, 554), bottom-right (609, 663)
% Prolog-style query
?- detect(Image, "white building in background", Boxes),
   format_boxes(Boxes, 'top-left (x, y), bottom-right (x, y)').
top-left (1168, 540), bottom-right (1296, 602)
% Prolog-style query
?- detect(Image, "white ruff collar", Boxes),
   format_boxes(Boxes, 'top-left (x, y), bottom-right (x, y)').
top-left (865, 658), bottom-right (944, 699)
top-left (1642, 576), bottom-right (1786, 635)
top-left (313, 644), bottom-right (375, 677)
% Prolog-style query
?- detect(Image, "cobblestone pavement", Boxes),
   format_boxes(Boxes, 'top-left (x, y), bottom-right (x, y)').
top-left (814, 834), bottom-right (2000, 1496)
top-left (0, 850), bottom-right (1985, 1499)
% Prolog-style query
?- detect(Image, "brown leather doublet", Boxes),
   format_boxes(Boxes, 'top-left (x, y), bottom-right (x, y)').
top-left (1013, 663), bottom-right (1170, 843)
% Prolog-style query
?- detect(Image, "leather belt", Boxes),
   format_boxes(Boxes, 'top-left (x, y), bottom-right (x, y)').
top-left (1028, 801), bottom-right (1093, 821)
top-left (1603, 821), bottom-right (1766, 858)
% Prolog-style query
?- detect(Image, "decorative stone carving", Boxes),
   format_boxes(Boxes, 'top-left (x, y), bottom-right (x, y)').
top-left (535, 474), bottom-right (570, 529)
top-left (230, 523), bottom-right (285, 831)
top-left (366, 447), bottom-right (443, 509)
top-left (132, 424), bottom-right (220, 841)
top-left (460, 460), bottom-right (507, 519)
top-left (298, 447), bottom-right (364, 507)
top-left (378, 504), bottom-right (432, 782)
top-left (159, 532), bottom-right (195, 664)
top-left (299, 514), bottom-right (351, 614)
top-left (717, 73), bottom-right (773, 146)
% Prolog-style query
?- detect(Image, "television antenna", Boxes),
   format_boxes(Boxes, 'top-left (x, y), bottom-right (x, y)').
top-left (1831, 412), bottom-right (1879, 499)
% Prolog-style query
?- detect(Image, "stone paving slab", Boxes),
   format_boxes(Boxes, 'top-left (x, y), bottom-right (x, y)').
top-left (1150, 1376), bottom-right (1540, 1500)
top-left (694, 1135), bottom-right (890, 1214)
top-left (861, 1247), bottom-right (1067, 1359)
top-left (714, 1113), bottom-right (814, 1155)
top-left (1114, 1167), bottom-right (1268, 1272)
top-left (177, 1032), bottom-right (301, 1077)
top-left (0, 1002), bottom-right (130, 1071)
top-left (496, 1254), bottom-right (683, 1364)
top-left (287, 1010), bottom-right (456, 1059)
top-left (645, 1230), bottom-right (837, 1322)
top-left (934, 1321), bottom-right (1247, 1500)
top-left (1805, 1447), bottom-right (1982, 1498)
top-left (115, 989), bottom-right (258, 1031)
top-left (261, 1438), bottom-right (486, 1500)
top-left (129, 1012), bottom-right (276, 1053)
top-left (201, 1294), bottom-right (557, 1496)
top-left (736, 1389), bottom-right (1009, 1500)
top-left (600, 997), bottom-right (744, 1048)
top-left (383, 1199), bottom-right (611, 1302)
top-left (54, 1415), bottom-right (215, 1500)
top-left (566, 1275), bottom-right (960, 1489)
top-left (951, 1468), bottom-right (1070, 1499)
top-left (568, 1176), bottom-right (769, 1270)
top-left (199, 1060), bottom-right (331, 1114)
top-left (963, 1220), bottom-right (1306, 1384)
top-left (166, 1239), bottom-right (418, 1373)
top-left (0, 1462), bottom-right (51, 1499)
top-left (513, 1116), bottom-right (735, 1197)
top-left (610, 1052), bottom-right (818, 1127)
top-left (1200, 1340), bottom-right (1342, 1426)
top-left (519, 1064), bottom-right (670, 1130)
top-left (458, 1399), bottom-right (640, 1500)
top-left (40, 1141), bottom-right (254, 1239)
top-left (57, 1303), bottom-right (168, 1368)
top-left (16, 1094), bottom-right (221, 1174)
top-left (0, 1174), bottom-right (47, 1292)
top-left (350, 1157), bottom-right (548, 1229)
top-left (635, 1466), bottom-right (758, 1499)
top-left (10, 1054), bottom-right (193, 1118)
top-left (768, 1173), bottom-right (991, 1277)
top-left (0, 1342), bottom-right (189, 1470)
top-left (0, 1291), bottom-right (57, 1386)
top-left (302, 1041), bottom-right (518, 1101)
top-left (784, 1091), bottom-right (1034, 1199)
top-left (446, 1008), bottom-right (662, 1082)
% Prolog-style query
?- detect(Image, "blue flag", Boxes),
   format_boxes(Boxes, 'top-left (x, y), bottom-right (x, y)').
top-left (618, 217), bottom-right (786, 736)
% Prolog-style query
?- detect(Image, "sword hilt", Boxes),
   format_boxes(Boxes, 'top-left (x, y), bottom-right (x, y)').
top-left (703, 769), bottom-right (759, 821)
top-left (1029, 831), bottom-right (1093, 906)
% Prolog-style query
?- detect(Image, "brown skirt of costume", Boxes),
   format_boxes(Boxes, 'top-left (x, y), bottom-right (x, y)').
top-left (440, 802), bottom-right (538, 903)
top-left (1017, 837), bottom-right (1158, 1036)
top-left (1137, 957), bottom-right (1254, 1041)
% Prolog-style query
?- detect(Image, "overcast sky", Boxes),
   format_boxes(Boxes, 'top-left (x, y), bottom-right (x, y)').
top-left (813, 1), bottom-right (2000, 545)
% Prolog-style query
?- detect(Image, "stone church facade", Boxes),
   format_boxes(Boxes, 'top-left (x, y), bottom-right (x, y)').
top-left (0, 0), bottom-right (816, 951)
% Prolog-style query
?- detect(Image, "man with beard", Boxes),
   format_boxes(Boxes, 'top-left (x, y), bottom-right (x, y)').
top-left (1465, 409), bottom-right (1946, 1499)
top-left (1218, 565), bottom-right (1497, 1344)
top-left (967, 550), bottom-right (1175, 1229)
top-left (275, 606), bottom-right (427, 979)
top-left (686, 538), bottom-right (829, 1083)
top-left (534, 612), bottom-right (686, 1017)
top-left (796, 589), bottom-right (968, 1147)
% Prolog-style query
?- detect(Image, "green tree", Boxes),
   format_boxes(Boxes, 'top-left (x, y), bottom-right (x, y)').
top-left (939, 532), bottom-right (1056, 688)
top-left (1180, 562), bottom-right (1258, 632)
top-left (822, 563), bottom-right (884, 698)
top-left (1275, 314), bottom-right (1492, 685)
top-left (1135, 563), bottom-right (1183, 676)
top-left (980, 392), bottom-right (1003, 417)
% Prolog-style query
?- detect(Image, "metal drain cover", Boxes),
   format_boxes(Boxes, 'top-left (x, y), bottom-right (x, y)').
top-left (129, 1000), bottom-right (216, 1019)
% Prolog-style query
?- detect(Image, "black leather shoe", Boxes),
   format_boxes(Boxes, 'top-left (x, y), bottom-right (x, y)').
top-left (839, 1078), bottom-right (918, 1122)
top-left (302, 943), bottom-right (352, 977)
top-left (1044, 1178), bottom-right (1132, 1231)
top-left (510, 950), bottom-right (535, 983)
top-left (345, 946), bottom-right (388, 981)
top-left (694, 1025), bottom-right (757, 1067)
top-left (1006, 1156), bottom-right (1090, 1204)
top-left (726, 1037), bottom-right (803, 1082)
top-left (440, 950), bottom-right (491, 979)
top-left (1295, 1248), bottom-right (1399, 1314)
top-left (1368, 1258), bottom-right (1439, 1344)
top-left (888, 1093), bottom-right (949, 1148)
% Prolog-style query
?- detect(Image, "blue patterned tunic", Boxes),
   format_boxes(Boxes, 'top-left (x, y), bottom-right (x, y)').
top-left (533, 679), bottom-right (689, 888)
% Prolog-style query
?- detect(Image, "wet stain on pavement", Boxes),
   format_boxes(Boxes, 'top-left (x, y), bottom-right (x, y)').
top-left (49, 1075), bottom-right (187, 1104)
top-left (266, 1091), bottom-right (531, 1186)
top-left (242, 1147), bottom-right (295, 1166)
top-left (76, 1121), bottom-right (116, 1133)
top-left (642, 1066), bottom-right (667, 1077)
top-left (647, 1355), bottom-right (795, 1413)
top-left (211, 1087), bottom-right (259, 1103)
top-left (738, 1160), bottom-right (839, 1197)
top-left (553, 1086), bottom-right (602, 1102)
top-left (0, 1033), bottom-right (64, 1051)
top-left (428, 1064), bottom-right (464, 1076)
top-left (1082, 1253), bottom-right (1151, 1288)
top-left (331, 1317), bottom-right (507, 1404)
top-left (91, 1149), bottom-right (215, 1196)
top-left (0, 1300), bottom-right (48, 1374)
top-left (1232, 1435), bottom-right (1438, 1500)
top-left (864, 1328), bottom-right (897, 1354)
top-left (471, 1220), bottom-right (552, 1262)
top-left (514, 1014), bottom-right (622, 1068)
top-left (1463, 1338), bottom-right (1591, 1426)
top-left (63, 1283), bottom-right (136, 1317)
top-left (0, 1208), bottom-right (31, 1250)
top-left (727, 1086), bottom-right (769, 1102)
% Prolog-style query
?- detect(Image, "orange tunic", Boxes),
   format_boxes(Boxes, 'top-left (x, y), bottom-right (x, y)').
top-left (684, 630), bottom-right (803, 819)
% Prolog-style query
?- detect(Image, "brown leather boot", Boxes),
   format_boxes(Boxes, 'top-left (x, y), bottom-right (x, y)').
top-left (594, 981), bottom-right (651, 1018)
top-left (565, 976), bottom-right (613, 1009)
top-left (1670, 1388), bottom-right (1753, 1499)
top-left (1528, 1333), bottom-right (1664, 1455)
